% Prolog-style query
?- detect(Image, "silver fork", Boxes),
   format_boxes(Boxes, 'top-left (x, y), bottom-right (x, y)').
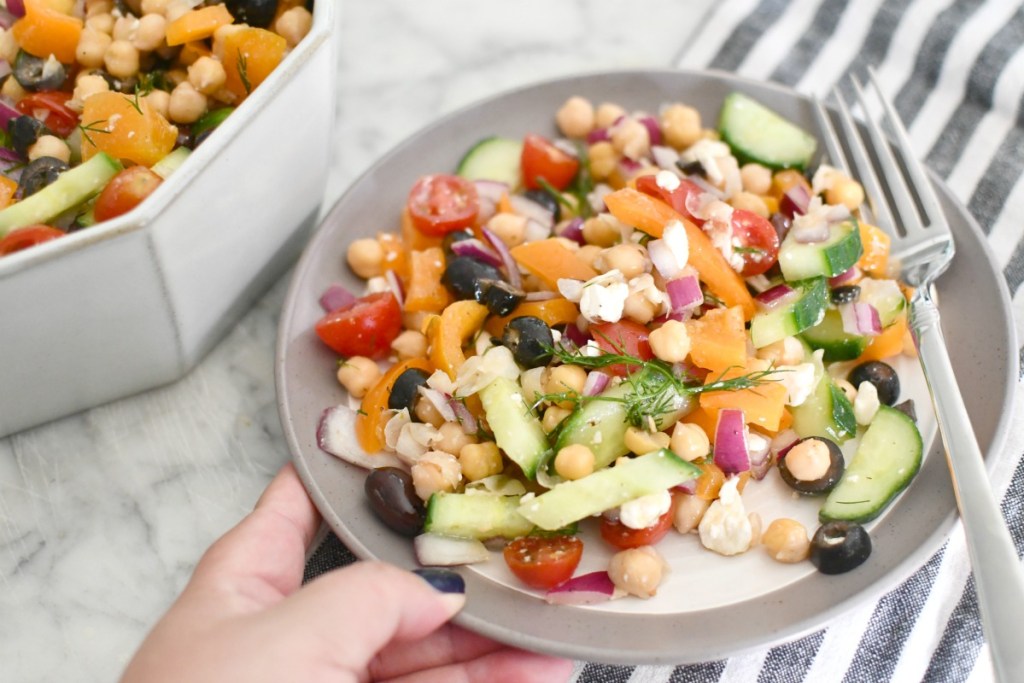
top-left (813, 69), bottom-right (1024, 682)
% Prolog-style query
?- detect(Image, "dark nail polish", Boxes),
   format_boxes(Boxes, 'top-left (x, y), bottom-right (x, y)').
top-left (413, 568), bottom-right (465, 594)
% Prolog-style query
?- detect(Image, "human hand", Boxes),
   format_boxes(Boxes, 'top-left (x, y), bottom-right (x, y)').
top-left (121, 463), bottom-right (573, 683)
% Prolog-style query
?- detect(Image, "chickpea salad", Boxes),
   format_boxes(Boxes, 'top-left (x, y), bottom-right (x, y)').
top-left (312, 90), bottom-right (925, 604)
top-left (0, 0), bottom-right (313, 257)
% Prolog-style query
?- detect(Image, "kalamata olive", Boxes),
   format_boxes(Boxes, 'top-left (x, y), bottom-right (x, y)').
top-left (364, 467), bottom-right (425, 537)
top-left (226, 0), bottom-right (278, 27)
top-left (387, 367), bottom-right (430, 414)
top-left (501, 316), bottom-right (554, 368)
top-left (522, 188), bottom-right (561, 222)
top-left (830, 285), bottom-right (861, 305)
top-left (770, 213), bottom-right (791, 242)
top-left (479, 279), bottom-right (524, 317)
top-left (810, 521), bottom-right (872, 574)
top-left (676, 159), bottom-right (706, 178)
top-left (441, 229), bottom-right (474, 255)
top-left (849, 360), bottom-right (900, 406)
top-left (17, 156), bottom-right (68, 199)
top-left (894, 399), bottom-right (917, 422)
top-left (9, 115), bottom-right (48, 158)
top-left (442, 256), bottom-right (503, 301)
top-left (13, 51), bottom-right (67, 92)
top-left (777, 436), bottom-right (845, 495)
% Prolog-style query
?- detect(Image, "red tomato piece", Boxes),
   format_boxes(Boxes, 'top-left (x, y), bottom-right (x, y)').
top-left (521, 134), bottom-right (579, 191)
top-left (730, 209), bottom-right (780, 277)
top-left (0, 224), bottom-right (64, 255)
top-left (503, 535), bottom-right (583, 590)
top-left (16, 91), bottom-right (78, 138)
top-left (600, 507), bottom-right (673, 550)
top-left (315, 291), bottom-right (402, 359)
top-left (590, 320), bottom-right (653, 377)
top-left (93, 166), bottom-right (164, 222)
top-left (634, 174), bottom-right (705, 225)
top-left (407, 174), bottom-right (479, 237)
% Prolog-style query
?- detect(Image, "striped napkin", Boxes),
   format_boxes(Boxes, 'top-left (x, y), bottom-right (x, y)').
top-left (306, 1), bottom-right (1024, 680)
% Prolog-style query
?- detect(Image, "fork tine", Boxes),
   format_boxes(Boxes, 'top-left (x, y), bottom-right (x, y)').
top-left (831, 87), bottom-right (894, 232)
top-left (811, 96), bottom-right (851, 175)
top-left (865, 67), bottom-right (946, 227)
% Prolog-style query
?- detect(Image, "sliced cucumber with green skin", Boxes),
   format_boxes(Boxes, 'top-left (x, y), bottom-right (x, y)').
top-left (820, 406), bottom-right (923, 523)
top-left (151, 146), bottom-right (191, 179)
top-left (718, 92), bottom-right (817, 170)
top-left (779, 219), bottom-right (863, 281)
top-left (424, 493), bottom-right (535, 540)
top-left (801, 308), bottom-right (869, 361)
top-left (791, 370), bottom-right (857, 443)
top-left (750, 277), bottom-right (828, 349)
top-left (858, 278), bottom-right (907, 328)
top-left (0, 152), bottom-right (122, 238)
top-left (518, 449), bottom-right (701, 531)
top-left (479, 376), bottom-right (549, 480)
top-left (456, 136), bottom-right (523, 188)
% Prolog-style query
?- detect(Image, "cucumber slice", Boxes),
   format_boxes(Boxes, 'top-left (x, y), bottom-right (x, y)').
top-left (801, 308), bottom-right (869, 361)
top-left (0, 152), bottom-right (123, 238)
top-left (779, 219), bottom-right (863, 281)
top-left (820, 406), bottom-right (923, 523)
top-left (424, 492), bottom-right (534, 540)
top-left (749, 277), bottom-right (828, 349)
top-left (479, 376), bottom-right (549, 480)
top-left (518, 449), bottom-right (701, 531)
top-left (151, 146), bottom-right (191, 179)
top-left (858, 278), bottom-right (907, 327)
top-left (456, 136), bottom-right (523, 188)
top-left (718, 92), bottom-right (817, 170)
top-left (791, 366), bottom-right (857, 443)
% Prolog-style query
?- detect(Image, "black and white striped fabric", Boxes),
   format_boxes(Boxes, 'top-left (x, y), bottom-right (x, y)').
top-left (305, 1), bottom-right (1024, 680)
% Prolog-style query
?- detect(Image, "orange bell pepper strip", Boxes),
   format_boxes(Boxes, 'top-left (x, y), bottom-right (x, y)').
top-left (429, 300), bottom-right (489, 378)
top-left (510, 239), bottom-right (598, 292)
top-left (403, 247), bottom-right (450, 313)
top-left (165, 4), bottom-right (234, 46)
top-left (483, 297), bottom-right (579, 337)
top-left (856, 315), bottom-right (908, 363)
top-left (378, 233), bottom-right (408, 280)
top-left (603, 188), bottom-right (756, 319)
top-left (684, 306), bottom-right (747, 374)
top-left (699, 360), bottom-right (788, 433)
top-left (856, 222), bottom-right (892, 277)
top-left (0, 176), bottom-right (18, 209)
top-left (11, 0), bottom-right (82, 64)
top-left (401, 207), bottom-right (443, 251)
top-left (356, 358), bottom-right (432, 453)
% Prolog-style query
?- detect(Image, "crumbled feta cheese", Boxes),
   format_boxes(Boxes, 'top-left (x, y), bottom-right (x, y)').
top-left (551, 328), bottom-right (562, 344)
top-left (581, 340), bottom-right (603, 357)
top-left (628, 273), bottom-right (669, 315)
top-left (454, 345), bottom-right (520, 396)
top-left (655, 170), bottom-right (681, 192)
top-left (662, 220), bottom-right (689, 268)
top-left (426, 369), bottom-right (456, 396)
top-left (747, 430), bottom-right (771, 460)
top-left (811, 164), bottom-right (842, 195)
top-left (775, 362), bottom-right (818, 407)
top-left (566, 270), bottom-right (630, 323)
top-left (558, 278), bottom-right (585, 302)
top-left (698, 477), bottom-right (753, 555)
top-left (679, 139), bottom-right (732, 186)
top-left (854, 380), bottom-right (881, 425)
top-left (619, 490), bottom-right (673, 530)
top-left (791, 197), bottom-right (850, 235)
top-left (365, 276), bottom-right (390, 294)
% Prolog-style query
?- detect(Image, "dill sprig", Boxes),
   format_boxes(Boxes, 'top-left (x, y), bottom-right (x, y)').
top-left (78, 119), bottom-right (110, 147)
top-left (237, 49), bottom-right (252, 94)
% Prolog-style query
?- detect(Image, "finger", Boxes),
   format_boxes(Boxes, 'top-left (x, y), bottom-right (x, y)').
top-left (270, 562), bottom-right (465, 673)
top-left (368, 624), bottom-right (504, 680)
top-left (379, 648), bottom-right (575, 683)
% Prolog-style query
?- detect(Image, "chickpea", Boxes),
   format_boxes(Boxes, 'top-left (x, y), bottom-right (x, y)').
top-left (588, 141), bottom-right (617, 181)
top-left (834, 378), bottom-right (858, 402)
top-left (622, 291), bottom-right (656, 325)
top-left (554, 444), bottom-right (595, 481)
top-left (729, 191), bottom-right (770, 218)
top-left (519, 366), bottom-right (547, 405)
top-left (0, 75), bottom-right (25, 101)
top-left (575, 244), bottom-right (602, 269)
top-left (410, 455), bottom-right (457, 501)
top-left (458, 441), bottom-right (503, 482)
top-left (142, 89), bottom-right (170, 120)
top-left (336, 356), bottom-right (380, 398)
top-left (541, 405), bottom-right (571, 434)
top-left (345, 237), bottom-right (384, 279)
top-left (555, 95), bottom-right (595, 139)
top-left (27, 136), bottom-right (71, 164)
top-left (433, 421), bottom-right (476, 457)
top-left (784, 439), bottom-right (831, 481)
top-left (660, 104), bottom-right (702, 150)
top-left (602, 243), bottom-right (647, 279)
top-left (608, 546), bottom-right (665, 599)
top-left (740, 163), bottom-right (772, 196)
top-left (212, 23), bottom-right (246, 59)
top-left (112, 15), bottom-right (138, 42)
top-left (275, 6), bottom-right (313, 47)
top-left (610, 117), bottom-right (650, 161)
top-left (414, 396), bottom-right (446, 428)
top-left (187, 55), bottom-right (226, 96)
top-left (85, 0), bottom-right (114, 16)
top-left (594, 102), bottom-right (625, 129)
top-left (648, 319), bottom-right (691, 363)
top-left (132, 13), bottom-right (166, 52)
top-left (543, 364), bottom-right (587, 408)
top-left (402, 310), bottom-right (434, 335)
top-left (77, 28), bottom-right (113, 69)
top-left (104, 40), bottom-right (140, 79)
top-left (670, 422), bottom-right (711, 462)
top-left (141, 0), bottom-right (170, 14)
top-left (0, 28), bottom-right (18, 64)
top-left (164, 0), bottom-right (192, 22)
top-left (485, 212), bottom-right (527, 248)
top-left (69, 73), bottom-right (110, 111)
top-left (673, 493), bottom-right (710, 534)
top-left (623, 426), bottom-right (670, 456)
top-left (168, 81), bottom-right (207, 123)
top-left (85, 12), bottom-right (115, 34)
top-left (826, 177), bottom-right (865, 212)
top-left (762, 518), bottom-right (811, 563)
top-left (581, 214), bottom-right (621, 247)
top-left (755, 336), bottom-right (804, 366)
top-left (390, 330), bottom-right (428, 360)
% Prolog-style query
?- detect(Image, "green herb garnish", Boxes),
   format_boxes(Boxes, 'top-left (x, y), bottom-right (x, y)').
top-left (78, 119), bottom-right (110, 147)
top-left (237, 49), bottom-right (252, 95)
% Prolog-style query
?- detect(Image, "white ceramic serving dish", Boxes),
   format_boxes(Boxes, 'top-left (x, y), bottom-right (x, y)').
top-left (0, 0), bottom-right (336, 438)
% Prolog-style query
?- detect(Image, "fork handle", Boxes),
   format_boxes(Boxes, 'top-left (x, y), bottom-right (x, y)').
top-left (912, 287), bottom-right (1024, 682)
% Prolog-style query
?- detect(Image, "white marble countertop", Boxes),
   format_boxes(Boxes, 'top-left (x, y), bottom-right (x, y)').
top-left (0, 1), bottom-right (716, 680)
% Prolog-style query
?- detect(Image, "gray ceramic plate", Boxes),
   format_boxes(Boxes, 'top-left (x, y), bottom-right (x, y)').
top-left (276, 69), bottom-right (1017, 664)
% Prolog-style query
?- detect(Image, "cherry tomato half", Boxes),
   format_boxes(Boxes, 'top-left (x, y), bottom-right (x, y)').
top-left (0, 224), bottom-right (64, 256)
top-left (590, 320), bottom-right (653, 377)
top-left (521, 134), bottom-right (579, 191)
top-left (93, 166), bottom-right (164, 222)
top-left (16, 92), bottom-right (78, 138)
top-left (503, 535), bottom-right (583, 590)
top-left (315, 291), bottom-right (403, 359)
top-left (730, 209), bottom-right (780, 277)
top-left (634, 173), bottom-right (705, 225)
top-left (600, 507), bottom-right (674, 550)
top-left (407, 174), bottom-right (479, 237)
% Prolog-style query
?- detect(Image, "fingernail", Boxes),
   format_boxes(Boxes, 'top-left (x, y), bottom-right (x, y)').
top-left (413, 568), bottom-right (465, 594)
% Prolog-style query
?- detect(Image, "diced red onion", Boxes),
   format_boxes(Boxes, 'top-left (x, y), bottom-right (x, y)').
top-left (686, 175), bottom-right (725, 200)
top-left (0, 8), bottom-right (13, 28)
top-left (319, 283), bottom-right (356, 312)
top-left (524, 290), bottom-right (557, 301)
top-left (417, 386), bottom-right (457, 422)
top-left (748, 431), bottom-right (773, 481)
top-left (582, 371), bottom-right (610, 397)
top-left (636, 114), bottom-right (662, 146)
top-left (650, 145), bottom-right (681, 171)
top-left (482, 227), bottom-right (522, 289)
top-left (618, 157), bottom-right (642, 178)
top-left (754, 283), bottom-right (797, 310)
top-left (840, 302), bottom-right (882, 336)
top-left (553, 138), bottom-right (579, 159)
top-left (829, 265), bottom-right (861, 286)
top-left (473, 179), bottom-right (508, 203)
top-left (586, 127), bottom-right (610, 144)
top-left (673, 479), bottom-right (697, 495)
top-left (779, 184), bottom-right (811, 218)
top-left (5, 0), bottom-right (23, 16)
top-left (771, 213), bottom-right (792, 241)
top-left (450, 399), bottom-right (478, 434)
top-left (451, 238), bottom-right (502, 267)
top-left (713, 409), bottom-right (750, 474)
top-left (545, 571), bottom-right (618, 605)
top-left (317, 406), bottom-right (404, 469)
top-left (523, 218), bottom-right (551, 243)
top-left (588, 184), bottom-right (612, 214)
top-left (771, 429), bottom-right (800, 457)
top-left (790, 217), bottom-right (830, 244)
top-left (562, 322), bottom-right (591, 349)
top-left (666, 272), bottom-right (703, 314)
top-left (510, 194), bottom-right (555, 230)
top-left (384, 269), bottom-right (404, 307)
top-left (414, 533), bottom-right (489, 566)
top-left (558, 216), bottom-right (585, 245)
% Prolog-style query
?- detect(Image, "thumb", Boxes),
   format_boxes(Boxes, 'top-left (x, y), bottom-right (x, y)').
top-left (269, 561), bottom-right (466, 671)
